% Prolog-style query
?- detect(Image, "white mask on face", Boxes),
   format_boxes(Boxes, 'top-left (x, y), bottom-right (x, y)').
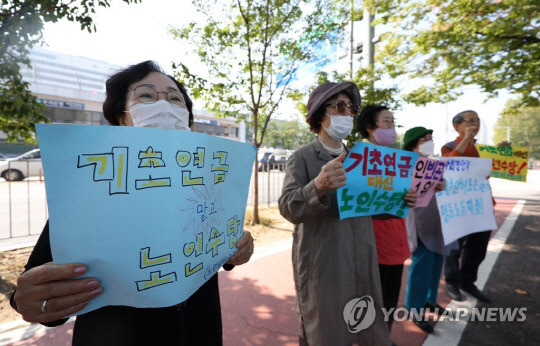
top-left (128, 100), bottom-right (191, 131)
top-left (418, 140), bottom-right (435, 156)
top-left (323, 115), bottom-right (353, 141)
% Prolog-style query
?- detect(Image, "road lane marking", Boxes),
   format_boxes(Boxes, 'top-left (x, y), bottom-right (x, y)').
top-left (423, 199), bottom-right (526, 346)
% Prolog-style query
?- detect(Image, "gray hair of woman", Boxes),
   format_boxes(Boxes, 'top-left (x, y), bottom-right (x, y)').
top-left (452, 110), bottom-right (478, 124)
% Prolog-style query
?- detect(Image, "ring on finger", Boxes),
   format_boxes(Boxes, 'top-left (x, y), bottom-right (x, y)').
top-left (42, 299), bottom-right (48, 313)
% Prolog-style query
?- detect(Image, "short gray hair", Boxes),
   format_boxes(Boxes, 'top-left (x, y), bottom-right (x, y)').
top-left (452, 110), bottom-right (478, 124)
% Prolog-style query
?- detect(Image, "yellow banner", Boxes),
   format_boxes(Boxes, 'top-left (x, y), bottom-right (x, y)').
top-left (475, 144), bottom-right (528, 182)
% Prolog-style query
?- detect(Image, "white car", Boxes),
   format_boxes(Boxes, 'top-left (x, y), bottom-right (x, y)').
top-left (0, 149), bottom-right (42, 181)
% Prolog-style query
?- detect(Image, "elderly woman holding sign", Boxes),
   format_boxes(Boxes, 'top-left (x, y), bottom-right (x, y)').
top-left (402, 126), bottom-right (447, 333)
top-left (278, 82), bottom-right (389, 345)
top-left (10, 61), bottom-right (254, 345)
top-left (355, 105), bottom-right (417, 338)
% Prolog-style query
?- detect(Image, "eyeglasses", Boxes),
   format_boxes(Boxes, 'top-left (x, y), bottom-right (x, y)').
top-left (129, 85), bottom-right (186, 108)
top-left (376, 119), bottom-right (396, 129)
top-left (325, 101), bottom-right (360, 115)
top-left (462, 118), bottom-right (480, 124)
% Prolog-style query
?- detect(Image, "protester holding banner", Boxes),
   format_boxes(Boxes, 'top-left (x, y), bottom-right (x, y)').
top-left (11, 61), bottom-right (254, 345)
top-left (441, 110), bottom-right (506, 304)
top-left (278, 82), bottom-right (389, 345)
top-left (355, 105), bottom-right (417, 335)
top-left (402, 127), bottom-right (447, 333)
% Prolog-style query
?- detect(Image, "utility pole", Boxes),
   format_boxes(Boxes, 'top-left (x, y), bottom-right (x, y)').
top-left (362, 6), bottom-right (376, 91)
top-left (349, 0), bottom-right (354, 79)
top-left (362, 8), bottom-right (374, 69)
top-left (349, 3), bottom-right (376, 81)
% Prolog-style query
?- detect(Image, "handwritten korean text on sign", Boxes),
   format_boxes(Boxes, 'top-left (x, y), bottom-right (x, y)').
top-left (36, 124), bottom-right (256, 315)
top-left (338, 142), bottom-right (419, 219)
top-left (435, 157), bottom-right (497, 245)
top-left (411, 157), bottom-right (446, 208)
top-left (475, 144), bottom-right (528, 182)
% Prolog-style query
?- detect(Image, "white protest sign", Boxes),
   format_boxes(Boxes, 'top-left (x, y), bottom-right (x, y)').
top-left (435, 157), bottom-right (497, 244)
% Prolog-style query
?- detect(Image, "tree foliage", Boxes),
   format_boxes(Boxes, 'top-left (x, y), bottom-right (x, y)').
top-left (0, 0), bottom-right (140, 142)
top-left (170, 0), bottom-right (347, 147)
top-left (263, 118), bottom-right (314, 149)
top-left (170, 0), bottom-right (349, 223)
top-left (375, 0), bottom-right (540, 107)
top-left (494, 98), bottom-right (540, 159)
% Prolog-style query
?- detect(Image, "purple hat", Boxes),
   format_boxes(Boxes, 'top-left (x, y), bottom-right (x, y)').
top-left (306, 81), bottom-right (361, 120)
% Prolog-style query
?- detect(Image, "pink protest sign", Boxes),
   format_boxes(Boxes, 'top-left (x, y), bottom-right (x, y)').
top-left (411, 157), bottom-right (445, 207)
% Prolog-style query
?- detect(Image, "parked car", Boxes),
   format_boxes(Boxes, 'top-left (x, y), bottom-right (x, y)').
top-left (0, 153), bottom-right (17, 161)
top-left (0, 149), bottom-right (42, 181)
top-left (258, 152), bottom-right (287, 171)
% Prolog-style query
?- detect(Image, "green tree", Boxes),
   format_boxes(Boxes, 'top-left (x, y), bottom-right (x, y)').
top-left (494, 98), bottom-right (540, 159)
top-left (170, 0), bottom-right (347, 224)
top-left (0, 0), bottom-right (140, 142)
top-left (375, 0), bottom-right (540, 107)
top-left (263, 118), bottom-right (314, 149)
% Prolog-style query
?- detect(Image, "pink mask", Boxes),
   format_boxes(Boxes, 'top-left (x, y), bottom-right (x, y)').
top-left (373, 128), bottom-right (397, 146)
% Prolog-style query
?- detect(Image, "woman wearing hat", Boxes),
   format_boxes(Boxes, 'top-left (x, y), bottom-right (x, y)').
top-left (278, 82), bottom-right (389, 345)
top-left (403, 126), bottom-right (446, 333)
top-left (355, 106), bottom-right (417, 337)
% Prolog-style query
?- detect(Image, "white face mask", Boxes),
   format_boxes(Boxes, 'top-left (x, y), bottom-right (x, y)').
top-left (128, 100), bottom-right (191, 131)
top-left (418, 140), bottom-right (435, 156)
top-left (323, 115), bottom-right (353, 141)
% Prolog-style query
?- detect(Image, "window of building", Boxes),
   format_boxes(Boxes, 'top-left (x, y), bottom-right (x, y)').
top-left (44, 108), bottom-right (107, 125)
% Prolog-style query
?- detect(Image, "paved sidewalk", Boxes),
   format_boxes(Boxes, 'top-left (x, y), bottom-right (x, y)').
top-left (2, 198), bottom-right (526, 345)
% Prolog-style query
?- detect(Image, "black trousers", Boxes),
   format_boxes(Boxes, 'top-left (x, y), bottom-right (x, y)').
top-left (444, 230), bottom-right (492, 286)
top-left (378, 263), bottom-right (404, 330)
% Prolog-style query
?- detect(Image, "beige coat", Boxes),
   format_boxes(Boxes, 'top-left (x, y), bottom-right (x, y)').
top-left (278, 139), bottom-right (389, 346)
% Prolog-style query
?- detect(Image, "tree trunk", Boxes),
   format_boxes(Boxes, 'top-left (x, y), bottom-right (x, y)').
top-left (252, 111), bottom-right (260, 225)
top-left (252, 157), bottom-right (260, 225)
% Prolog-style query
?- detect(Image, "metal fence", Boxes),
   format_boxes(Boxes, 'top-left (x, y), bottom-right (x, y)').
top-left (0, 176), bottom-right (48, 243)
top-left (246, 163), bottom-right (286, 206)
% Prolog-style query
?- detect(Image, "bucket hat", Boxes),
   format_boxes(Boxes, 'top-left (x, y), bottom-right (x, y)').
top-left (306, 82), bottom-right (361, 120)
top-left (403, 126), bottom-right (433, 150)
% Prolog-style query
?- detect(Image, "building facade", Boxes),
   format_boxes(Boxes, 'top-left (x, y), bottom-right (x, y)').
top-left (1, 47), bottom-right (245, 155)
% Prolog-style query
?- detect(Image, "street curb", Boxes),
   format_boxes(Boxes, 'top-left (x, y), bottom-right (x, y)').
top-left (0, 236), bottom-right (39, 252)
top-left (250, 240), bottom-right (292, 262)
top-left (217, 240), bottom-right (292, 273)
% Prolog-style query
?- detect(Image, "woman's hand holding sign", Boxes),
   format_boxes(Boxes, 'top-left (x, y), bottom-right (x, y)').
top-left (435, 179), bottom-right (446, 192)
top-left (404, 188), bottom-right (418, 208)
top-left (14, 262), bottom-right (101, 323)
top-left (227, 231), bottom-right (254, 266)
